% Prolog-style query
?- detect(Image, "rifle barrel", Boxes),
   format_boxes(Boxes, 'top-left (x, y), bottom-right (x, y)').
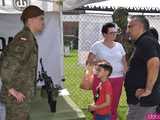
top-left (40, 58), bottom-right (45, 72)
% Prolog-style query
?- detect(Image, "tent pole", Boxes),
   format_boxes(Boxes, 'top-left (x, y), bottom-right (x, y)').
top-left (54, 0), bottom-right (64, 86)
top-left (59, 2), bottom-right (64, 87)
top-left (2, 0), bottom-right (5, 6)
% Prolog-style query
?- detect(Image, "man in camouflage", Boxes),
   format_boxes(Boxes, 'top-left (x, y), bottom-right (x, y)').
top-left (0, 5), bottom-right (45, 120)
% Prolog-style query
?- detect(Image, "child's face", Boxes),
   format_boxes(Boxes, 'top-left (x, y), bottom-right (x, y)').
top-left (96, 66), bottom-right (109, 79)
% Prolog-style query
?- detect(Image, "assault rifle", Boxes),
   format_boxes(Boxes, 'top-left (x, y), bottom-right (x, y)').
top-left (37, 58), bottom-right (60, 112)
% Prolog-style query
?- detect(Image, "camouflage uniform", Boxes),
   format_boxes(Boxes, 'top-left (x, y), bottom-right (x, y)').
top-left (0, 26), bottom-right (38, 120)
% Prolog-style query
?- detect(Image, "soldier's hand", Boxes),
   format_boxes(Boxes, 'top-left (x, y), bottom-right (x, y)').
top-left (9, 88), bottom-right (26, 103)
top-left (16, 91), bottom-right (26, 103)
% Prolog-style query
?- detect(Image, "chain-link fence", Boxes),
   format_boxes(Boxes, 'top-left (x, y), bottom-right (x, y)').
top-left (63, 12), bottom-right (160, 119)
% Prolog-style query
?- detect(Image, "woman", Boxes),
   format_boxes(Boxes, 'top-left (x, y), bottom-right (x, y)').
top-left (86, 22), bottom-right (128, 120)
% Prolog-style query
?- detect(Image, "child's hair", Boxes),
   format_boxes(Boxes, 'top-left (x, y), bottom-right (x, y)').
top-left (98, 63), bottom-right (112, 76)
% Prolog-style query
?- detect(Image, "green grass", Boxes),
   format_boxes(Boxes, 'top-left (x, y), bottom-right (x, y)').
top-left (64, 50), bottom-right (128, 120)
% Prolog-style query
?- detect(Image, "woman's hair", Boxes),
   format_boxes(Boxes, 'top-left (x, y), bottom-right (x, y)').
top-left (101, 22), bottom-right (115, 34)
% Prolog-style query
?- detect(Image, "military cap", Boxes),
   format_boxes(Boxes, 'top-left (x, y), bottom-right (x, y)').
top-left (21, 5), bottom-right (44, 23)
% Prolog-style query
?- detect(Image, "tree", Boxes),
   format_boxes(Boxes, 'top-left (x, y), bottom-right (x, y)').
top-left (112, 7), bottom-right (134, 61)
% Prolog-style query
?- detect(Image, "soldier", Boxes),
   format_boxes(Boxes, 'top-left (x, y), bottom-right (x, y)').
top-left (0, 5), bottom-right (45, 120)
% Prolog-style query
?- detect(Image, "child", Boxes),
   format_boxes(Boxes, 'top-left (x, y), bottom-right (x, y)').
top-left (85, 63), bottom-right (113, 120)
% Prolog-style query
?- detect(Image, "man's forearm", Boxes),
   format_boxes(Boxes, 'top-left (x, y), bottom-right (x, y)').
top-left (146, 57), bottom-right (159, 91)
top-left (122, 55), bottom-right (128, 73)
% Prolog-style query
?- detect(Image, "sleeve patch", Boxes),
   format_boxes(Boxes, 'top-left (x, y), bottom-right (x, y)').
top-left (20, 37), bottom-right (27, 41)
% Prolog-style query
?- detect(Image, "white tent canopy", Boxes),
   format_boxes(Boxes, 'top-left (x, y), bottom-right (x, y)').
top-left (0, 0), bottom-right (107, 13)
top-left (86, 0), bottom-right (160, 9)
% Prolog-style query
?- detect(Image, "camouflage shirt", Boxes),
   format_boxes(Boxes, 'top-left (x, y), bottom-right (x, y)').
top-left (0, 26), bottom-right (38, 104)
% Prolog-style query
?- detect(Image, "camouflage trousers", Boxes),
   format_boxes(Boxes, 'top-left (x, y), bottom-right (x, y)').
top-left (5, 100), bottom-right (30, 120)
top-left (0, 80), bottom-right (6, 120)
top-left (0, 102), bottom-right (6, 120)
